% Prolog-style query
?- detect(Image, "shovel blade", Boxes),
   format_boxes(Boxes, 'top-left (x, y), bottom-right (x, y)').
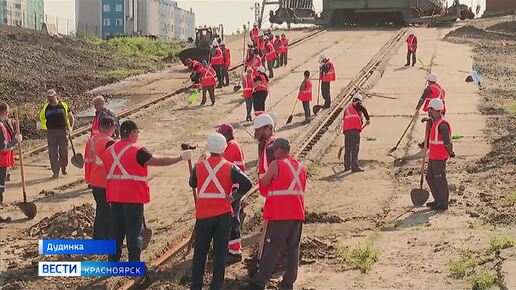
top-left (312, 105), bottom-right (322, 115)
top-left (142, 228), bottom-right (153, 250)
top-left (286, 115), bottom-right (293, 125)
top-left (387, 146), bottom-right (397, 154)
top-left (233, 84), bottom-right (242, 92)
top-left (410, 188), bottom-right (430, 207)
top-left (71, 154), bottom-right (84, 169)
top-left (17, 202), bottom-right (37, 219)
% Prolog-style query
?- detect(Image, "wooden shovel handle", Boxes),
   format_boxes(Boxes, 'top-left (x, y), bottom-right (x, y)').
top-left (14, 109), bottom-right (28, 202)
top-left (188, 160), bottom-right (197, 203)
top-left (419, 121), bottom-right (431, 189)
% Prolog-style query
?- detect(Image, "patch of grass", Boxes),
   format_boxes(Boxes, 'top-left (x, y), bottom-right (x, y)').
top-left (507, 102), bottom-right (516, 115)
top-left (98, 69), bottom-right (145, 79)
top-left (489, 236), bottom-right (515, 252)
top-left (336, 242), bottom-right (380, 273)
top-left (448, 248), bottom-right (477, 279)
top-left (507, 191), bottom-right (516, 206)
top-left (306, 162), bottom-right (319, 177)
top-left (470, 273), bottom-right (497, 290)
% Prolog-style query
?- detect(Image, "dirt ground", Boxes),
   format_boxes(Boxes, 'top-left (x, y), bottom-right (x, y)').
top-left (1, 18), bottom-right (516, 290)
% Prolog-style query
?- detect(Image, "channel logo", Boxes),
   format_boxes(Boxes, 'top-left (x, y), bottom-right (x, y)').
top-left (38, 262), bottom-right (145, 277)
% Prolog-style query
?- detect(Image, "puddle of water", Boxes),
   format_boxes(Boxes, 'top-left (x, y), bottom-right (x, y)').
top-left (75, 98), bottom-right (129, 118)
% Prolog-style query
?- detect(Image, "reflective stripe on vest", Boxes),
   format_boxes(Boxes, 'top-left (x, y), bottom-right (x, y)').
top-left (407, 35), bottom-right (417, 51)
top-left (429, 118), bottom-right (452, 160)
top-left (298, 79), bottom-right (312, 101)
top-left (255, 74), bottom-right (268, 91)
top-left (243, 74), bottom-right (253, 98)
top-left (106, 144), bottom-right (147, 182)
top-left (321, 61), bottom-right (335, 82)
top-left (85, 135), bottom-right (109, 165)
top-left (343, 102), bottom-right (363, 131)
top-left (198, 159), bottom-right (227, 199)
top-left (211, 48), bottom-right (224, 65)
top-left (0, 122), bottom-right (15, 168)
top-left (267, 159), bottom-right (304, 197)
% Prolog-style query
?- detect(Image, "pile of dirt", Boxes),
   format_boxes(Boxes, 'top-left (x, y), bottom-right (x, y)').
top-left (27, 203), bottom-right (95, 238)
top-left (305, 211), bottom-right (343, 224)
top-left (444, 25), bottom-right (497, 39)
top-left (488, 21), bottom-right (516, 33)
top-left (300, 237), bottom-right (336, 264)
top-left (0, 25), bottom-right (159, 139)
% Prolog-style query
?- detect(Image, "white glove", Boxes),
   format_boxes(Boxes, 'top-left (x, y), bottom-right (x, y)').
top-left (36, 121), bottom-right (42, 130)
top-left (15, 134), bottom-right (22, 143)
top-left (181, 150), bottom-right (192, 161)
top-left (197, 153), bottom-right (208, 162)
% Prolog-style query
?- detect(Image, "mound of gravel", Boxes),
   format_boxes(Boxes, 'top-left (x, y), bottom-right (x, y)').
top-left (487, 20), bottom-right (516, 33)
top-left (27, 203), bottom-right (95, 239)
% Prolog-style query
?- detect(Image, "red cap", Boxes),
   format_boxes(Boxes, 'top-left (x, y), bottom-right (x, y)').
top-left (217, 123), bottom-right (234, 135)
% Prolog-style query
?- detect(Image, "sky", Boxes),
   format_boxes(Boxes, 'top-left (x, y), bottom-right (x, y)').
top-left (44, 0), bottom-right (486, 35)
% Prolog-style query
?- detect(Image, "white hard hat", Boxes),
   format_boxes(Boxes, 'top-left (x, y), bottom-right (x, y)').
top-left (220, 41), bottom-right (226, 46)
top-left (428, 98), bottom-right (444, 111)
top-left (257, 66), bottom-right (266, 73)
top-left (319, 55), bottom-right (326, 63)
top-left (408, 28), bottom-right (414, 35)
top-left (253, 22), bottom-right (258, 27)
top-left (258, 31), bottom-right (264, 37)
top-left (253, 114), bottom-right (274, 130)
top-left (427, 73), bottom-right (438, 82)
top-left (353, 93), bottom-right (364, 102)
top-left (207, 133), bottom-right (227, 154)
top-left (212, 39), bottom-right (219, 47)
top-left (247, 41), bottom-right (253, 46)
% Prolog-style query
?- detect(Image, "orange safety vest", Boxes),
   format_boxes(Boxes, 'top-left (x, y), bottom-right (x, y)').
top-left (429, 118), bottom-right (452, 161)
top-left (243, 74), bottom-right (254, 98)
top-left (343, 101), bottom-right (363, 132)
top-left (251, 55), bottom-right (262, 72)
top-left (91, 116), bottom-right (100, 136)
top-left (251, 28), bottom-right (260, 43)
top-left (223, 140), bottom-right (245, 172)
top-left (104, 140), bottom-right (150, 204)
top-left (265, 41), bottom-right (277, 61)
top-left (254, 73), bottom-right (268, 92)
top-left (281, 37), bottom-right (288, 53)
top-left (407, 34), bottom-right (417, 52)
top-left (273, 39), bottom-right (283, 53)
top-left (297, 79), bottom-right (312, 102)
top-left (423, 83), bottom-right (446, 113)
top-left (190, 60), bottom-right (202, 72)
top-left (200, 66), bottom-right (217, 88)
top-left (321, 61), bottom-right (336, 83)
top-left (222, 48), bottom-right (231, 68)
top-left (210, 47), bottom-right (224, 66)
top-left (84, 132), bottom-right (114, 187)
top-left (258, 39), bottom-right (265, 55)
top-left (195, 156), bottom-right (234, 219)
top-left (262, 156), bottom-right (306, 221)
top-left (0, 122), bottom-right (15, 168)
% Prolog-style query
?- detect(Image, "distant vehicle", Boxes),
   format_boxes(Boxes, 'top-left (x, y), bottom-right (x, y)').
top-left (177, 24), bottom-right (224, 66)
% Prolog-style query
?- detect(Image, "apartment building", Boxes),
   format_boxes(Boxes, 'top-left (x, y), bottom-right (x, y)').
top-left (0, 0), bottom-right (43, 28)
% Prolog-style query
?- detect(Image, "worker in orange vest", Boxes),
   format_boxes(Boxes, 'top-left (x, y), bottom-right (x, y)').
top-left (189, 133), bottom-right (252, 290)
top-left (210, 40), bottom-right (224, 88)
top-left (248, 138), bottom-right (307, 290)
top-left (242, 67), bottom-right (255, 121)
top-left (84, 116), bottom-right (116, 239)
top-left (424, 99), bottom-right (454, 211)
top-left (253, 66), bottom-right (269, 115)
top-left (215, 123), bottom-right (247, 263)
top-left (254, 114), bottom-right (277, 182)
top-left (405, 29), bottom-right (417, 67)
top-left (298, 70), bottom-right (313, 124)
top-left (90, 95), bottom-right (119, 138)
top-left (104, 120), bottom-right (192, 262)
top-left (245, 41), bottom-right (256, 71)
top-left (0, 102), bottom-right (22, 223)
top-left (199, 61), bottom-right (218, 106)
top-left (319, 55), bottom-right (336, 109)
top-left (416, 73), bottom-right (447, 148)
top-left (250, 49), bottom-right (263, 77)
top-left (187, 58), bottom-right (203, 89)
top-left (250, 22), bottom-right (261, 45)
top-left (220, 41), bottom-right (231, 86)
top-left (342, 93), bottom-right (370, 173)
top-left (273, 35), bottom-right (283, 68)
top-left (265, 36), bottom-right (277, 78)
top-left (280, 34), bottom-right (289, 66)
top-left (257, 32), bottom-right (266, 58)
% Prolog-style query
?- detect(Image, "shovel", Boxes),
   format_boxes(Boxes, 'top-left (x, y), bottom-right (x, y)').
top-left (312, 78), bottom-right (322, 115)
top-left (387, 110), bottom-right (419, 154)
top-left (142, 216), bottom-right (152, 250)
top-left (14, 109), bottom-right (37, 219)
top-left (286, 99), bottom-right (298, 125)
top-left (410, 134), bottom-right (430, 207)
top-left (181, 143), bottom-right (198, 259)
top-left (68, 134), bottom-right (84, 169)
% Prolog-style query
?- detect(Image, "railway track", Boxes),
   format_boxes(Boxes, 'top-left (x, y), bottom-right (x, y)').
top-left (21, 28), bottom-right (326, 158)
top-left (109, 27), bottom-right (408, 290)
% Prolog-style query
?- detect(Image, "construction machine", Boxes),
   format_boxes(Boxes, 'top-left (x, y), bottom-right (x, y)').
top-left (178, 24), bottom-right (224, 66)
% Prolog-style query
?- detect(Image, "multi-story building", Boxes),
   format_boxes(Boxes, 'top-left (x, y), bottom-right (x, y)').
top-left (25, 0), bottom-right (43, 29)
top-left (0, 0), bottom-right (25, 26)
top-left (76, 0), bottom-right (194, 40)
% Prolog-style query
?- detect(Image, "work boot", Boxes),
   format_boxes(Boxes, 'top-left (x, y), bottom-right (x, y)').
top-left (302, 119), bottom-right (310, 124)
top-left (426, 201), bottom-right (438, 207)
top-left (5, 172), bottom-right (10, 182)
top-left (0, 216), bottom-right (12, 223)
top-left (216, 84), bottom-right (223, 89)
top-left (226, 253), bottom-right (242, 264)
top-left (52, 173), bottom-right (59, 179)
top-left (351, 168), bottom-right (365, 173)
top-left (430, 203), bottom-right (448, 211)
top-left (344, 167), bottom-right (351, 172)
top-left (418, 142), bottom-right (424, 149)
top-left (61, 167), bottom-right (67, 175)
top-left (405, 63), bottom-right (410, 67)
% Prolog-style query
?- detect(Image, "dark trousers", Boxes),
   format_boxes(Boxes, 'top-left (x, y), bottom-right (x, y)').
top-left (108, 203), bottom-right (144, 262)
top-left (191, 213), bottom-right (232, 290)
top-left (251, 220), bottom-right (302, 288)
top-left (245, 97), bottom-right (254, 119)
top-left (253, 90), bottom-right (268, 112)
top-left (213, 65), bottom-right (223, 87)
top-left (281, 53), bottom-right (287, 66)
top-left (302, 101), bottom-right (311, 120)
top-left (267, 60), bottom-right (274, 78)
top-left (46, 129), bottom-right (68, 175)
top-left (222, 66), bottom-right (230, 86)
top-left (0, 166), bottom-right (6, 204)
top-left (321, 82), bottom-right (331, 108)
top-left (228, 201), bottom-right (242, 254)
top-left (92, 187), bottom-right (110, 240)
top-left (344, 130), bottom-right (361, 170)
top-left (406, 50), bottom-right (416, 66)
top-left (202, 86), bottom-right (215, 105)
top-left (426, 159), bottom-right (449, 206)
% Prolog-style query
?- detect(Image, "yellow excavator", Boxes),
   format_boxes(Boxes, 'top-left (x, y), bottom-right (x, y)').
top-left (178, 24), bottom-right (224, 66)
